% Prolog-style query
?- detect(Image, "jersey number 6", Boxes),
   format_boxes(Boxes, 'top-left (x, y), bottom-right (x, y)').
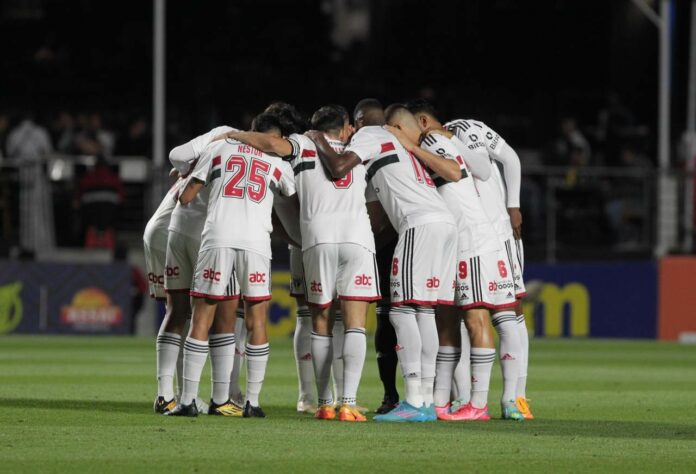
top-left (223, 156), bottom-right (271, 203)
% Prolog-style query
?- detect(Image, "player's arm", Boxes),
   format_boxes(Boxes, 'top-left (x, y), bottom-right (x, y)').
top-left (385, 126), bottom-right (461, 182)
top-left (271, 207), bottom-right (301, 249)
top-left (490, 144), bottom-right (523, 239)
top-left (305, 130), bottom-right (361, 179)
top-left (215, 130), bottom-right (293, 157)
top-left (178, 177), bottom-right (204, 205)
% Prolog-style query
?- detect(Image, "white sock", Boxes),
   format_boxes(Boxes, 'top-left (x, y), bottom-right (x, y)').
top-left (332, 311), bottom-right (345, 401)
top-left (293, 306), bottom-right (314, 401)
top-left (245, 343), bottom-right (269, 407)
top-left (209, 333), bottom-right (236, 405)
top-left (390, 306), bottom-right (423, 408)
top-left (452, 320), bottom-right (472, 403)
top-left (311, 332), bottom-right (334, 406)
top-left (229, 309), bottom-right (245, 399)
top-left (156, 331), bottom-right (182, 401)
top-left (180, 337), bottom-right (209, 405)
top-left (470, 347), bottom-right (495, 409)
top-left (341, 327), bottom-right (366, 405)
top-left (416, 307), bottom-right (437, 406)
top-left (434, 346), bottom-right (460, 407)
top-left (175, 319), bottom-right (190, 397)
top-left (516, 313), bottom-right (529, 399)
top-left (492, 311), bottom-right (522, 403)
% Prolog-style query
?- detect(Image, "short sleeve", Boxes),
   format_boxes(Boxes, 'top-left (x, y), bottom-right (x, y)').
top-left (274, 161), bottom-right (296, 197)
top-left (421, 133), bottom-right (460, 162)
top-left (345, 129), bottom-right (381, 162)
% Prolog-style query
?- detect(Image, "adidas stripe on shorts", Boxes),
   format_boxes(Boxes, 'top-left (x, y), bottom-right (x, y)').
top-left (303, 243), bottom-right (381, 308)
top-left (191, 247), bottom-right (272, 301)
top-left (390, 222), bottom-right (457, 306)
top-left (506, 236), bottom-right (526, 298)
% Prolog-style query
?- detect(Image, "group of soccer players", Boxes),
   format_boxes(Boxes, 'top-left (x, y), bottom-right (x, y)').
top-left (143, 98), bottom-right (533, 422)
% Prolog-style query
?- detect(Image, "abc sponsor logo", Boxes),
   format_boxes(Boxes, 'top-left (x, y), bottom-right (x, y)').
top-left (148, 272), bottom-right (164, 284)
top-left (354, 274), bottom-right (373, 287)
top-left (165, 266), bottom-right (179, 277)
top-left (426, 277), bottom-right (440, 289)
top-left (310, 280), bottom-right (323, 293)
top-left (203, 268), bottom-right (221, 282)
top-left (248, 272), bottom-right (267, 284)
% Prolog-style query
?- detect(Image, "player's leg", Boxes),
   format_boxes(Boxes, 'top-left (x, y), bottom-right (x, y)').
top-left (167, 247), bottom-right (234, 417)
top-left (330, 303), bottom-right (344, 408)
top-left (334, 243), bottom-right (379, 422)
top-left (491, 245), bottom-right (524, 420)
top-left (208, 299), bottom-right (242, 416)
top-left (433, 304), bottom-right (461, 419)
top-left (452, 319), bottom-right (471, 404)
top-left (511, 237), bottom-right (533, 419)
top-left (238, 250), bottom-right (273, 418)
top-left (304, 244), bottom-right (337, 419)
top-left (374, 236), bottom-right (399, 413)
top-left (289, 246), bottom-right (315, 412)
top-left (228, 307), bottom-right (245, 405)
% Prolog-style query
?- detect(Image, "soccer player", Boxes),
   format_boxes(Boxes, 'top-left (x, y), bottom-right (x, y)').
top-left (388, 103), bottom-right (519, 421)
top-left (308, 99), bottom-right (457, 422)
top-left (445, 116), bottom-right (532, 419)
top-left (146, 175), bottom-right (184, 414)
top-left (151, 124), bottom-right (243, 417)
top-left (166, 113), bottom-right (296, 418)
top-left (225, 104), bottom-right (378, 422)
top-left (432, 112), bottom-right (525, 420)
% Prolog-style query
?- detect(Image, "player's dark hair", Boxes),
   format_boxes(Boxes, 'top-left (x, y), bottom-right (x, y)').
top-left (353, 98), bottom-right (383, 122)
top-left (263, 101), bottom-right (309, 135)
top-left (311, 104), bottom-right (348, 133)
top-left (251, 112), bottom-right (282, 134)
top-left (405, 98), bottom-right (440, 121)
top-left (384, 103), bottom-right (411, 124)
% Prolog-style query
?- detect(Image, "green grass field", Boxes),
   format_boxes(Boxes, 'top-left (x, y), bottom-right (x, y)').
top-left (1, 336), bottom-right (695, 473)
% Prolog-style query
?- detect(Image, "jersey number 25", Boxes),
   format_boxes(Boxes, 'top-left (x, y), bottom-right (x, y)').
top-left (223, 155), bottom-right (270, 203)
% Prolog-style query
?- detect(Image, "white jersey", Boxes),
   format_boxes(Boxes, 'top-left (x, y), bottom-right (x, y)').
top-left (288, 133), bottom-right (375, 252)
top-left (191, 138), bottom-right (296, 259)
top-left (346, 126), bottom-right (453, 234)
top-left (168, 126), bottom-right (238, 240)
top-left (143, 180), bottom-right (181, 250)
top-left (446, 120), bottom-right (512, 240)
top-left (420, 133), bottom-right (499, 255)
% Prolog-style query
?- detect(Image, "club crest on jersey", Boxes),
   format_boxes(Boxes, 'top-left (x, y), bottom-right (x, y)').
top-left (310, 280), bottom-right (323, 293)
top-left (203, 268), bottom-right (221, 282)
top-left (248, 272), bottom-right (266, 284)
top-left (354, 274), bottom-right (372, 286)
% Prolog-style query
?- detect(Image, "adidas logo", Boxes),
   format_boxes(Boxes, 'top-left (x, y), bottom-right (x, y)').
top-left (300, 353), bottom-right (312, 361)
top-left (506, 292), bottom-right (513, 298)
top-left (392, 291), bottom-right (399, 297)
top-left (501, 353), bottom-right (515, 360)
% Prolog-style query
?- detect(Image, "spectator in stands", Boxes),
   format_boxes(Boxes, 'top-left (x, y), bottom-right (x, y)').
top-left (75, 113), bottom-right (115, 157)
top-left (53, 111), bottom-right (78, 154)
top-left (554, 117), bottom-right (591, 166)
top-left (75, 155), bottom-right (124, 249)
top-left (6, 112), bottom-right (53, 158)
top-left (116, 117), bottom-right (150, 156)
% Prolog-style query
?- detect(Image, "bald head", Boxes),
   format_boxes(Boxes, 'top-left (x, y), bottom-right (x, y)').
top-left (353, 98), bottom-right (384, 129)
top-left (385, 104), bottom-right (422, 143)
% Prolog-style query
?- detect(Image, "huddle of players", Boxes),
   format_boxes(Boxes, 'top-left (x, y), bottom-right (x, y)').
top-left (143, 98), bottom-right (532, 422)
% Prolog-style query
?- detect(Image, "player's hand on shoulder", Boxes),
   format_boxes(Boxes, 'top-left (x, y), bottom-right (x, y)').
top-left (304, 130), bottom-right (323, 142)
top-left (384, 125), bottom-right (415, 152)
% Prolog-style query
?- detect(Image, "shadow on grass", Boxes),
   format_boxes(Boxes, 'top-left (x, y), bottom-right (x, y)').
top-left (2, 397), bottom-right (695, 442)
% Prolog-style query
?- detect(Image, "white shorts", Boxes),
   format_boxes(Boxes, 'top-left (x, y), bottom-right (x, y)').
top-left (390, 222), bottom-right (457, 307)
top-left (165, 230), bottom-right (201, 293)
top-left (455, 248), bottom-right (517, 310)
top-left (303, 243), bottom-right (380, 308)
top-left (144, 239), bottom-right (167, 300)
top-left (505, 237), bottom-right (526, 298)
top-left (191, 248), bottom-right (271, 301)
top-left (289, 246), bottom-right (305, 297)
